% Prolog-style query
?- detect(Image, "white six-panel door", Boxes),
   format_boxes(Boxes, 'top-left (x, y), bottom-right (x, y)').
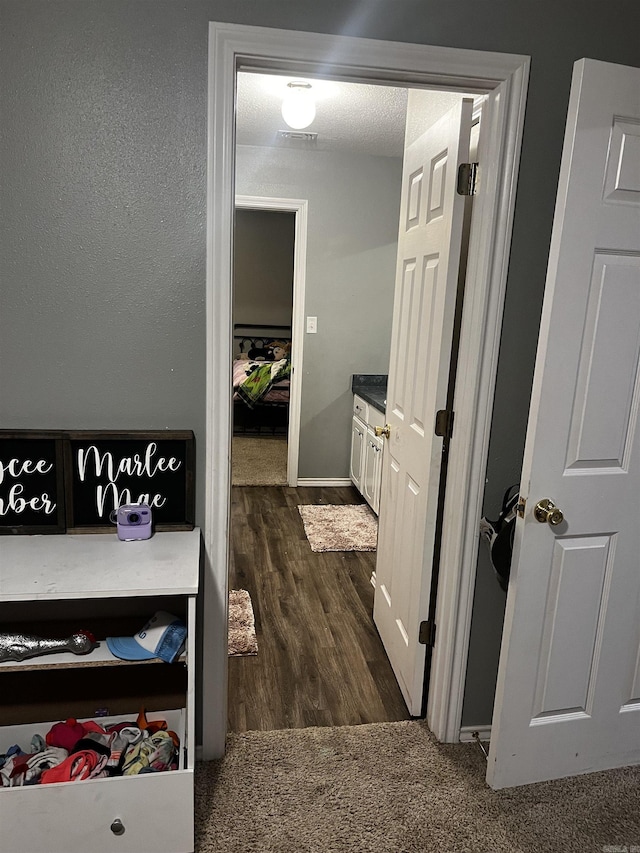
top-left (373, 96), bottom-right (473, 715)
top-left (488, 59), bottom-right (640, 789)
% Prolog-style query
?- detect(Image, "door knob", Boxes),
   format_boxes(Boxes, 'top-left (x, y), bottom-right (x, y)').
top-left (534, 498), bottom-right (564, 526)
top-left (374, 424), bottom-right (391, 439)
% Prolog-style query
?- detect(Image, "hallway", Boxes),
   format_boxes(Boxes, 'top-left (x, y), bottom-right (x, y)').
top-left (228, 485), bottom-right (410, 731)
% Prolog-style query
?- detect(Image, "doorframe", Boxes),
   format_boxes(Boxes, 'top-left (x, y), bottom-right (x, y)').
top-left (203, 21), bottom-right (529, 759)
top-left (234, 195), bottom-right (308, 486)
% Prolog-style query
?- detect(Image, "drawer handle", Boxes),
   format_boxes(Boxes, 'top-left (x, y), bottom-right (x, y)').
top-left (110, 819), bottom-right (126, 836)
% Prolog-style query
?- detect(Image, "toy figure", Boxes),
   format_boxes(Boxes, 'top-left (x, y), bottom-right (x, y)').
top-left (0, 629), bottom-right (97, 662)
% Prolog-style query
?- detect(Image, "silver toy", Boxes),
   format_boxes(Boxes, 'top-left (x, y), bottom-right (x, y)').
top-left (0, 630), bottom-right (97, 662)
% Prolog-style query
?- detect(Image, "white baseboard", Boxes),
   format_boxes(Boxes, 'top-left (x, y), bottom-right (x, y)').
top-left (459, 725), bottom-right (492, 743)
top-left (296, 478), bottom-right (352, 487)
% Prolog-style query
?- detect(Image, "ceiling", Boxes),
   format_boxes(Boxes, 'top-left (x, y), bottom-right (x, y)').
top-left (236, 73), bottom-right (477, 159)
top-left (236, 72), bottom-right (410, 158)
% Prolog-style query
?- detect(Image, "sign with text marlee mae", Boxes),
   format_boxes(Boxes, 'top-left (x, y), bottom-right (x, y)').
top-left (0, 432), bottom-right (66, 534)
top-left (64, 431), bottom-right (195, 532)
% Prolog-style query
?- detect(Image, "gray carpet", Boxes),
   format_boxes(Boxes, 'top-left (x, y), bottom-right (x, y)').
top-left (232, 437), bottom-right (287, 486)
top-left (195, 720), bottom-right (640, 853)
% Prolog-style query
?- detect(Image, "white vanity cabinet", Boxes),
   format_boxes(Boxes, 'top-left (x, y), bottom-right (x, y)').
top-left (350, 394), bottom-right (385, 515)
top-left (362, 430), bottom-right (384, 515)
top-left (0, 529), bottom-right (200, 853)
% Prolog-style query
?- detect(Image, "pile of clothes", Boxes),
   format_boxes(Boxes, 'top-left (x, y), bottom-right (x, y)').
top-left (0, 710), bottom-right (179, 787)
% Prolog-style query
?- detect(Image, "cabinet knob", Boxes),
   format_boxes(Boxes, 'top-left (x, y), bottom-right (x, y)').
top-left (110, 819), bottom-right (126, 836)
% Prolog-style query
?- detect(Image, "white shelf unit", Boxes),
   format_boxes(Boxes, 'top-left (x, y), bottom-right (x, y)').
top-left (0, 529), bottom-right (200, 853)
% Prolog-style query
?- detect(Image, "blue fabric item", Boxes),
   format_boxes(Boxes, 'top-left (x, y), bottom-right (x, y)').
top-left (106, 611), bottom-right (187, 664)
top-left (0, 744), bottom-right (25, 769)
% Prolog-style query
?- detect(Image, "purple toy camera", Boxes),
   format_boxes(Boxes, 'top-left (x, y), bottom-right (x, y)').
top-left (116, 503), bottom-right (153, 541)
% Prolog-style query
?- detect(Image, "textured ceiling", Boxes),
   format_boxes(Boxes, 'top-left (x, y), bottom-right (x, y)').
top-left (236, 72), bottom-right (409, 158)
top-left (236, 72), bottom-right (477, 158)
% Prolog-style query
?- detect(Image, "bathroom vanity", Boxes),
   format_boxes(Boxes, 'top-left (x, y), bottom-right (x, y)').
top-left (350, 375), bottom-right (387, 515)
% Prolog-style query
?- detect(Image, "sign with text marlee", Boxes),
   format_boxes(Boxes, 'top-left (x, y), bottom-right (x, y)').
top-left (64, 431), bottom-right (195, 533)
top-left (0, 431), bottom-right (66, 534)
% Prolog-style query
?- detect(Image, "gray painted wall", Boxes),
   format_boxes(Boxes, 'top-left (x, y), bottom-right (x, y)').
top-left (2, 0), bottom-right (638, 731)
top-left (233, 208), bottom-right (294, 332)
top-left (236, 144), bottom-right (401, 479)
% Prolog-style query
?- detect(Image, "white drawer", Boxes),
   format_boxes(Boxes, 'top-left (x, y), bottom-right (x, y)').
top-left (1, 768), bottom-right (193, 853)
top-left (367, 405), bottom-right (385, 430)
top-left (353, 394), bottom-right (369, 423)
top-left (0, 710), bottom-right (193, 853)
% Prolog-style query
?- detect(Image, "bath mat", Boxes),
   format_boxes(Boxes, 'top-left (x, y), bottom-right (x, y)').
top-left (298, 504), bottom-right (378, 552)
top-left (228, 589), bottom-right (258, 656)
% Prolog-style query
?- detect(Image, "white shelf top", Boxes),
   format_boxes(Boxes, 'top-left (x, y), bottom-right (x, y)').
top-left (0, 644), bottom-right (187, 672)
top-left (0, 528), bottom-right (201, 601)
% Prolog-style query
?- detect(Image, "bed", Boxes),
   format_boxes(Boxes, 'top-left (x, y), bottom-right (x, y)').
top-left (232, 323), bottom-right (291, 436)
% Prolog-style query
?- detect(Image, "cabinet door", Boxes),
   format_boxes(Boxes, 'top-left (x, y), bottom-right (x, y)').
top-left (370, 433), bottom-right (384, 514)
top-left (363, 431), bottom-right (384, 514)
top-left (350, 416), bottom-right (366, 491)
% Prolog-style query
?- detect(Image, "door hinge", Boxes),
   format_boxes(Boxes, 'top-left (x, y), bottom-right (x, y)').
top-left (457, 162), bottom-right (479, 196)
top-left (435, 409), bottom-right (455, 440)
top-left (516, 497), bottom-right (526, 518)
top-left (419, 620), bottom-right (437, 647)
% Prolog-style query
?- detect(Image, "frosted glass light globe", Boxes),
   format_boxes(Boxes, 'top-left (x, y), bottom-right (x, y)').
top-left (281, 83), bottom-right (316, 130)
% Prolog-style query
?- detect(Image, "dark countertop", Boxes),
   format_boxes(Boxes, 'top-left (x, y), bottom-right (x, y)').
top-left (352, 374), bottom-right (387, 414)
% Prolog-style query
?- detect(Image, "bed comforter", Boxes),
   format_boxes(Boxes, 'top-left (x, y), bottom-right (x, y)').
top-left (233, 358), bottom-right (291, 408)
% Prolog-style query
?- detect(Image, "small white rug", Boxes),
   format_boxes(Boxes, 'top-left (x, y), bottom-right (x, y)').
top-left (228, 589), bottom-right (258, 656)
top-left (298, 504), bottom-right (378, 552)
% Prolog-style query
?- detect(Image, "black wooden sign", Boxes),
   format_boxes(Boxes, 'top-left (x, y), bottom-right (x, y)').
top-left (0, 431), bottom-right (66, 534)
top-left (64, 431), bottom-right (195, 533)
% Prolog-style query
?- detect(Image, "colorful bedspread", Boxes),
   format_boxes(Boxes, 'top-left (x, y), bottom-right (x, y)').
top-left (234, 358), bottom-right (291, 408)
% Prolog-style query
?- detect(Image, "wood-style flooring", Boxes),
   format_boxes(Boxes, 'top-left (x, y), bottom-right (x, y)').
top-left (228, 485), bottom-right (411, 732)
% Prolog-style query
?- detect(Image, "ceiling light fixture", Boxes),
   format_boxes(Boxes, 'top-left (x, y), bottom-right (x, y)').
top-left (281, 81), bottom-right (316, 130)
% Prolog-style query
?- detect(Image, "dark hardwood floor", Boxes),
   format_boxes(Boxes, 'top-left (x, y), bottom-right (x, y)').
top-left (228, 485), bottom-right (411, 732)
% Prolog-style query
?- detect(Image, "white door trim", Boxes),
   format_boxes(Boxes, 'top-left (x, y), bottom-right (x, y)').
top-left (203, 21), bottom-right (529, 759)
top-left (235, 195), bottom-right (308, 486)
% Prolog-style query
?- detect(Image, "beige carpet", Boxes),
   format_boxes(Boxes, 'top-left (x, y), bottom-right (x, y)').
top-left (228, 589), bottom-right (258, 656)
top-left (232, 437), bottom-right (287, 486)
top-left (195, 721), bottom-right (640, 853)
top-left (298, 504), bottom-right (378, 551)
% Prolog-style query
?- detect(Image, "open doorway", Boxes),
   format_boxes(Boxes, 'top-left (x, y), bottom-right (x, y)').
top-left (227, 71), bottom-right (482, 733)
top-left (231, 206), bottom-right (295, 487)
top-left (203, 21), bottom-right (528, 760)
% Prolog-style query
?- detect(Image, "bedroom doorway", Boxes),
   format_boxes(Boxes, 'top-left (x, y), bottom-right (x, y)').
top-left (233, 196), bottom-right (307, 487)
top-left (204, 22), bottom-right (528, 759)
top-left (232, 207), bottom-right (292, 486)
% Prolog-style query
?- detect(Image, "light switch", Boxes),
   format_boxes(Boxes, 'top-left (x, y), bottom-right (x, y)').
top-left (306, 316), bottom-right (318, 333)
